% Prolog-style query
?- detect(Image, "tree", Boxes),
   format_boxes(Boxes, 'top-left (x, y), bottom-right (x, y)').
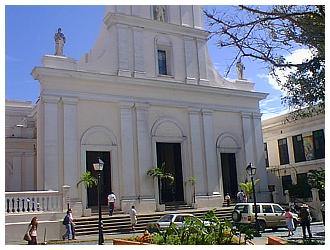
top-left (76, 171), bottom-right (97, 188)
top-left (204, 5), bottom-right (325, 117)
top-left (307, 169), bottom-right (325, 196)
top-left (239, 179), bottom-right (260, 201)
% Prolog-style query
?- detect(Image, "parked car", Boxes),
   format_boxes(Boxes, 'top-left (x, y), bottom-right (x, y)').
top-left (232, 203), bottom-right (299, 232)
top-left (146, 213), bottom-right (210, 233)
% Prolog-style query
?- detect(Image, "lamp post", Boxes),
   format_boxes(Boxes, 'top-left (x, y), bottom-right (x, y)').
top-left (93, 157), bottom-right (104, 245)
top-left (246, 162), bottom-right (260, 236)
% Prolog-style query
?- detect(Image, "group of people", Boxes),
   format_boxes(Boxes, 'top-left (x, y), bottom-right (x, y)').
top-left (284, 203), bottom-right (313, 239)
top-left (108, 192), bottom-right (137, 230)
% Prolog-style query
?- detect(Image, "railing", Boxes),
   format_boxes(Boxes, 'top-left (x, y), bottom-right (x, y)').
top-left (5, 185), bottom-right (70, 214)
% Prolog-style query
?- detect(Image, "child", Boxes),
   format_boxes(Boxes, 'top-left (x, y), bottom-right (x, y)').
top-left (284, 207), bottom-right (294, 237)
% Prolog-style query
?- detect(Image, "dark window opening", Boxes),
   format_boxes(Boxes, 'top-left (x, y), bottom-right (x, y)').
top-left (293, 134), bottom-right (306, 163)
top-left (158, 50), bottom-right (168, 75)
top-left (278, 138), bottom-right (289, 165)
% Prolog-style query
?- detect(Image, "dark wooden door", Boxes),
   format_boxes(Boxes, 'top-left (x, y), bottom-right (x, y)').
top-left (86, 151), bottom-right (111, 207)
top-left (156, 142), bottom-right (184, 204)
top-left (220, 153), bottom-right (238, 198)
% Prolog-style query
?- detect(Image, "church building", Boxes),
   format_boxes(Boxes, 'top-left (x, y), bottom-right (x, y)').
top-left (7, 5), bottom-right (270, 215)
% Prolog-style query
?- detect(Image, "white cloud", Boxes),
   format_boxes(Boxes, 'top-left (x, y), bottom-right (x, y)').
top-left (261, 107), bottom-right (291, 120)
top-left (266, 48), bottom-right (315, 93)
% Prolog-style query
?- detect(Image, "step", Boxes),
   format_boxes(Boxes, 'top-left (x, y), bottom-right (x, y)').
top-left (73, 207), bottom-right (234, 237)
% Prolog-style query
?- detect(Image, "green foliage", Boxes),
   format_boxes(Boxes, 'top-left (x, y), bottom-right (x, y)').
top-left (151, 210), bottom-right (240, 245)
top-left (288, 182), bottom-right (311, 199)
top-left (186, 176), bottom-right (197, 185)
top-left (239, 179), bottom-right (260, 199)
top-left (146, 162), bottom-right (174, 183)
top-left (307, 169), bottom-right (325, 191)
top-left (76, 171), bottom-right (97, 188)
top-left (236, 224), bottom-right (256, 244)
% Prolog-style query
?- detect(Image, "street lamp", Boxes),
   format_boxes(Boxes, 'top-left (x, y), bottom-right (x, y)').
top-left (246, 162), bottom-right (260, 236)
top-left (93, 157), bottom-right (104, 245)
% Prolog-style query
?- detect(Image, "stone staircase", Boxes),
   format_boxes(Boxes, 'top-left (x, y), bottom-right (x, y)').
top-left (74, 206), bottom-right (235, 237)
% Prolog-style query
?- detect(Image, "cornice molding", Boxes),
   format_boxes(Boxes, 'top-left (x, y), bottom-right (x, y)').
top-left (104, 13), bottom-right (209, 40)
top-left (32, 67), bottom-right (268, 101)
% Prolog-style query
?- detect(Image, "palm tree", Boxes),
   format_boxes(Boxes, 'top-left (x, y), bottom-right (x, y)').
top-left (239, 179), bottom-right (260, 201)
top-left (147, 162), bottom-right (174, 206)
top-left (77, 171), bottom-right (98, 188)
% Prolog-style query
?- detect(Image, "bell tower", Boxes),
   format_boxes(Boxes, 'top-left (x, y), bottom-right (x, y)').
top-left (79, 6), bottom-right (211, 85)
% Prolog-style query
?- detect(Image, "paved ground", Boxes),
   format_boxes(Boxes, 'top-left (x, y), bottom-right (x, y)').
top-left (9, 222), bottom-right (324, 245)
top-left (252, 222), bottom-right (325, 245)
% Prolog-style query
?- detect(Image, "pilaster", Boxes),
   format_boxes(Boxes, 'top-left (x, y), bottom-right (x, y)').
top-left (120, 103), bottom-right (136, 198)
top-left (42, 96), bottom-right (60, 191)
top-left (197, 38), bottom-right (209, 85)
top-left (135, 103), bottom-right (153, 198)
top-left (133, 27), bottom-right (146, 78)
top-left (184, 37), bottom-right (198, 84)
top-left (62, 97), bottom-right (79, 199)
top-left (117, 24), bottom-right (131, 77)
top-left (188, 108), bottom-right (207, 195)
top-left (202, 109), bottom-right (218, 195)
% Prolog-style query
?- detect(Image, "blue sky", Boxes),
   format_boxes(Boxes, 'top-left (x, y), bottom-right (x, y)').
top-left (5, 5), bottom-right (289, 120)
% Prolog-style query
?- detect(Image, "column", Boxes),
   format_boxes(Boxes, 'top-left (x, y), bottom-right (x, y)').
top-left (287, 136), bottom-right (295, 164)
top-left (241, 112), bottom-right (254, 165)
top-left (120, 103), bottom-right (136, 198)
top-left (21, 152), bottom-right (35, 191)
top-left (197, 39), bottom-right (209, 85)
top-left (202, 109), bottom-right (219, 195)
top-left (43, 96), bottom-right (60, 191)
top-left (184, 38), bottom-right (198, 84)
top-left (117, 24), bottom-right (131, 77)
top-left (188, 108), bottom-right (207, 195)
top-left (62, 97), bottom-right (79, 199)
top-left (135, 103), bottom-right (153, 197)
top-left (12, 155), bottom-right (22, 191)
top-left (252, 113), bottom-right (269, 199)
top-left (133, 27), bottom-right (146, 78)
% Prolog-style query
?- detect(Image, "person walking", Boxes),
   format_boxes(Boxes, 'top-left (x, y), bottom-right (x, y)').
top-left (224, 193), bottom-right (231, 207)
top-left (299, 204), bottom-right (312, 239)
top-left (107, 192), bottom-right (116, 216)
top-left (68, 208), bottom-right (76, 240)
top-left (129, 205), bottom-right (137, 231)
top-left (284, 207), bottom-right (295, 237)
top-left (26, 217), bottom-right (38, 245)
top-left (62, 210), bottom-right (73, 240)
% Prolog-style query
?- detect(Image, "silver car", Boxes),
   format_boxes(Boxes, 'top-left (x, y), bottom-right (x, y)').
top-left (232, 203), bottom-right (299, 232)
top-left (147, 213), bottom-right (210, 232)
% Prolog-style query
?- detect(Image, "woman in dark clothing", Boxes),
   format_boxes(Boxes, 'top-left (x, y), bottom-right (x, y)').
top-left (27, 217), bottom-right (38, 245)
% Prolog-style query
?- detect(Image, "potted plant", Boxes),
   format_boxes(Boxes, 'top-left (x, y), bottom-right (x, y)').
top-left (239, 179), bottom-right (260, 202)
top-left (186, 176), bottom-right (197, 207)
top-left (147, 162), bottom-right (174, 211)
top-left (77, 171), bottom-right (97, 216)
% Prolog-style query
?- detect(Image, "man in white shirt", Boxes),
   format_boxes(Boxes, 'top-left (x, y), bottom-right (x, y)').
top-left (107, 192), bottom-right (116, 216)
top-left (129, 205), bottom-right (137, 230)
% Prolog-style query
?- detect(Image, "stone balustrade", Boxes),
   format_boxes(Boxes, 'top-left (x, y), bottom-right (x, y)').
top-left (5, 185), bottom-right (70, 214)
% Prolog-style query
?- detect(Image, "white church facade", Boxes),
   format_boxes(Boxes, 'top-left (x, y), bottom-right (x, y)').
top-left (6, 5), bottom-right (270, 215)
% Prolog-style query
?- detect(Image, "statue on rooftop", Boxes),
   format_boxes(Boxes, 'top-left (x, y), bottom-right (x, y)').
top-left (236, 58), bottom-right (245, 80)
top-left (54, 28), bottom-right (66, 56)
top-left (155, 6), bottom-right (166, 22)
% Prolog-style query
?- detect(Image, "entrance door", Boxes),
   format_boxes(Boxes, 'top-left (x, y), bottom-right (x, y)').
top-left (220, 153), bottom-right (238, 198)
top-left (86, 151), bottom-right (111, 207)
top-left (156, 143), bottom-right (184, 204)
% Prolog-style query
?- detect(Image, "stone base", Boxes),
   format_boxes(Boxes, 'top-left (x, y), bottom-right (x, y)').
top-left (42, 55), bottom-right (77, 70)
top-left (185, 77), bottom-right (198, 85)
top-left (118, 69), bottom-right (131, 77)
top-left (195, 194), bottom-right (223, 209)
top-left (234, 79), bottom-right (255, 91)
